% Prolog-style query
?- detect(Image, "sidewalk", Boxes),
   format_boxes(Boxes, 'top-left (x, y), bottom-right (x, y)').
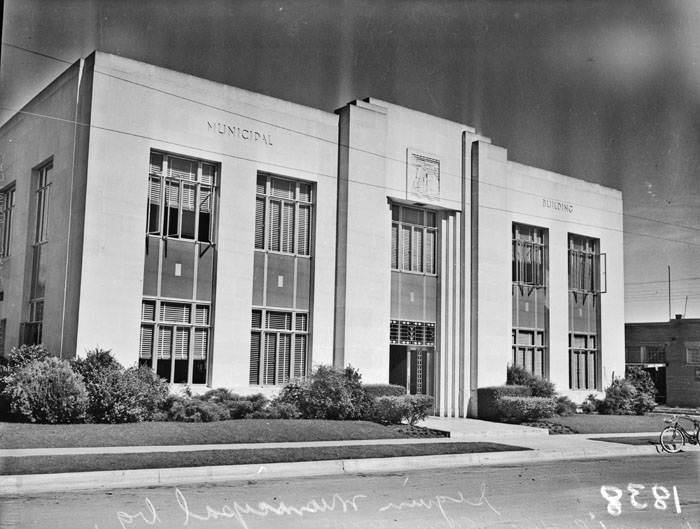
top-left (0, 419), bottom-right (672, 496)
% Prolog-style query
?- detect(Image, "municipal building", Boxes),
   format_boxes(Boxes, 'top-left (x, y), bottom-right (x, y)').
top-left (0, 52), bottom-right (625, 417)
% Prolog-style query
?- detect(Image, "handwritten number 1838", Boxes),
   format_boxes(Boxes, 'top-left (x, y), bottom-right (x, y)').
top-left (600, 484), bottom-right (681, 516)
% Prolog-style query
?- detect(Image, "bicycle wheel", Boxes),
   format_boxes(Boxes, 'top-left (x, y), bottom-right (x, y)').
top-left (659, 426), bottom-right (684, 453)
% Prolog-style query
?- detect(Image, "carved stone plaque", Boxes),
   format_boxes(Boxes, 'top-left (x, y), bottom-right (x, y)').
top-left (407, 150), bottom-right (440, 199)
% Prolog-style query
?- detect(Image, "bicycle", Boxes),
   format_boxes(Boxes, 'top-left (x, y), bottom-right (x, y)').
top-left (658, 414), bottom-right (700, 453)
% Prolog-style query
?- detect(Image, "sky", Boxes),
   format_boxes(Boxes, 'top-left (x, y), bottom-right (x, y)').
top-left (1, 0), bottom-right (700, 322)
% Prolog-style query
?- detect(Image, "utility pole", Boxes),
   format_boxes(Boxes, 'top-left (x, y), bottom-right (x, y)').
top-left (668, 265), bottom-right (671, 320)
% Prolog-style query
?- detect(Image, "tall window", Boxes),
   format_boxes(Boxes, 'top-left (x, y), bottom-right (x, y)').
top-left (0, 186), bottom-right (15, 258)
top-left (23, 163), bottom-right (51, 345)
top-left (391, 204), bottom-right (437, 274)
top-left (250, 309), bottom-right (308, 385)
top-left (568, 234), bottom-right (601, 390)
top-left (512, 224), bottom-right (548, 377)
top-left (140, 151), bottom-right (218, 384)
top-left (146, 152), bottom-right (216, 242)
top-left (255, 173), bottom-right (313, 255)
top-left (140, 300), bottom-right (210, 384)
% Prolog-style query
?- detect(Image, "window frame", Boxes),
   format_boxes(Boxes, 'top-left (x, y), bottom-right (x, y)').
top-left (250, 308), bottom-right (309, 386)
top-left (390, 203), bottom-right (438, 275)
top-left (686, 342), bottom-right (700, 365)
top-left (0, 184), bottom-right (16, 258)
top-left (139, 298), bottom-right (211, 384)
top-left (254, 173), bottom-right (314, 257)
top-left (147, 152), bottom-right (217, 243)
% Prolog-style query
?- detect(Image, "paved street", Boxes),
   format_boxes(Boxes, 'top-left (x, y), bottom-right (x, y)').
top-left (1, 452), bottom-right (698, 529)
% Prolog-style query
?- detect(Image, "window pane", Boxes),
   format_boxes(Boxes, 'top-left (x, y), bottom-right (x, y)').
top-left (401, 225), bottom-right (411, 270)
top-left (269, 201), bottom-right (281, 251)
top-left (249, 331), bottom-right (261, 384)
top-left (270, 178), bottom-right (294, 199)
top-left (297, 205), bottom-right (311, 255)
top-left (413, 227), bottom-right (423, 272)
top-left (391, 224), bottom-right (399, 269)
top-left (255, 197), bottom-right (265, 249)
top-left (263, 333), bottom-right (277, 384)
top-left (169, 157), bottom-right (196, 181)
top-left (425, 230), bottom-right (436, 274)
top-left (401, 207), bottom-right (422, 225)
top-left (281, 203), bottom-right (294, 253)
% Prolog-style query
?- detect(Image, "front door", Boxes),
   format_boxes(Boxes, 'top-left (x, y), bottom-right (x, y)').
top-left (389, 345), bottom-right (434, 396)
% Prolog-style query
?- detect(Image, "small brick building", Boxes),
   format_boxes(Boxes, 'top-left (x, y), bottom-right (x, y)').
top-left (626, 317), bottom-right (700, 407)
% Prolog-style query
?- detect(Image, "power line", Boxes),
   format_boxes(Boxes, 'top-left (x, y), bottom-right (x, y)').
top-left (5, 104), bottom-right (700, 253)
top-left (5, 40), bottom-right (700, 236)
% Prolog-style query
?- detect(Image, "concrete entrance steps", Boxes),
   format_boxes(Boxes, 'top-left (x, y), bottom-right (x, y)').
top-left (419, 416), bottom-right (550, 439)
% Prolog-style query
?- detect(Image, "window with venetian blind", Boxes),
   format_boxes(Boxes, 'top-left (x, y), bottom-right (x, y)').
top-left (255, 173), bottom-right (313, 256)
top-left (250, 309), bottom-right (308, 385)
top-left (390, 204), bottom-right (437, 274)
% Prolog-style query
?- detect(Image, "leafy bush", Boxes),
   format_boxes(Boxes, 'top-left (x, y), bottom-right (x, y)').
top-left (198, 388), bottom-right (268, 419)
top-left (405, 395), bottom-right (434, 425)
top-left (371, 396), bottom-right (410, 424)
top-left (164, 396), bottom-right (231, 422)
top-left (625, 366), bottom-right (657, 413)
top-left (477, 385), bottom-right (531, 420)
top-left (581, 393), bottom-right (601, 413)
top-left (370, 394), bottom-right (434, 425)
top-left (2, 344), bottom-right (51, 370)
top-left (495, 396), bottom-right (556, 422)
top-left (598, 376), bottom-right (656, 416)
top-left (2, 356), bottom-right (88, 423)
top-left (507, 365), bottom-right (556, 398)
top-left (555, 395), bottom-right (577, 416)
top-left (249, 401), bottom-right (300, 419)
top-left (72, 350), bottom-right (169, 423)
top-left (363, 384), bottom-right (407, 398)
top-left (277, 365), bottom-right (374, 420)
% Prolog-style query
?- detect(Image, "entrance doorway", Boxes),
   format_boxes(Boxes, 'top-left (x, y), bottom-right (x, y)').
top-left (389, 345), bottom-right (435, 396)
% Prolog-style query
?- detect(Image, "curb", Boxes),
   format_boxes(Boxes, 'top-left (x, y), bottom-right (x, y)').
top-left (0, 444), bottom-right (661, 496)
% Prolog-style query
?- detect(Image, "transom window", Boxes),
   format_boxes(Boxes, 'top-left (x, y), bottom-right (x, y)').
top-left (250, 309), bottom-right (308, 385)
top-left (0, 186), bottom-right (16, 258)
top-left (255, 173), bottom-right (313, 256)
top-left (147, 152), bottom-right (216, 242)
top-left (139, 300), bottom-right (210, 384)
top-left (391, 204), bottom-right (437, 274)
top-left (390, 320), bottom-right (435, 346)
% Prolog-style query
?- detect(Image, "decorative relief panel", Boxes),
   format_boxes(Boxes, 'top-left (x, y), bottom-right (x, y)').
top-left (406, 149), bottom-right (440, 200)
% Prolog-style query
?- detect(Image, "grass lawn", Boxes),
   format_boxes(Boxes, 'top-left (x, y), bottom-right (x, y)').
top-left (0, 442), bottom-right (528, 475)
top-left (549, 414), bottom-right (669, 434)
top-left (0, 420), bottom-right (418, 449)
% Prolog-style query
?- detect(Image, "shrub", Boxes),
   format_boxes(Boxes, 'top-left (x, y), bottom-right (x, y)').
top-left (625, 366), bottom-right (657, 414)
top-left (555, 395), bottom-right (577, 416)
top-left (197, 389), bottom-right (269, 419)
top-left (277, 365), bottom-right (374, 420)
top-left (598, 376), bottom-right (656, 416)
top-left (72, 350), bottom-right (169, 423)
top-left (369, 394), bottom-right (434, 425)
top-left (249, 401), bottom-right (300, 419)
top-left (363, 384), bottom-right (407, 398)
top-left (405, 395), bottom-right (434, 425)
top-left (165, 397), bottom-right (231, 422)
top-left (598, 379), bottom-right (637, 415)
top-left (371, 396), bottom-right (410, 425)
top-left (477, 385), bottom-right (530, 420)
top-left (495, 396), bottom-right (556, 422)
top-left (2, 356), bottom-right (88, 423)
top-left (581, 393), bottom-right (600, 413)
top-left (507, 365), bottom-right (556, 397)
top-left (2, 344), bottom-right (51, 370)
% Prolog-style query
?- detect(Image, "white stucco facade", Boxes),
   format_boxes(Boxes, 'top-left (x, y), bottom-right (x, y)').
top-left (0, 52), bottom-right (625, 415)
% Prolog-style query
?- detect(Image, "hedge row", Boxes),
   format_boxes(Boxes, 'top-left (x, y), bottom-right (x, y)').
top-left (0, 348), bottom-right (434, 426)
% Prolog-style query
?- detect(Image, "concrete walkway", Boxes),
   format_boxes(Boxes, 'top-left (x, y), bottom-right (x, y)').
top-left (0, 418), bottom-right (682, 496)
